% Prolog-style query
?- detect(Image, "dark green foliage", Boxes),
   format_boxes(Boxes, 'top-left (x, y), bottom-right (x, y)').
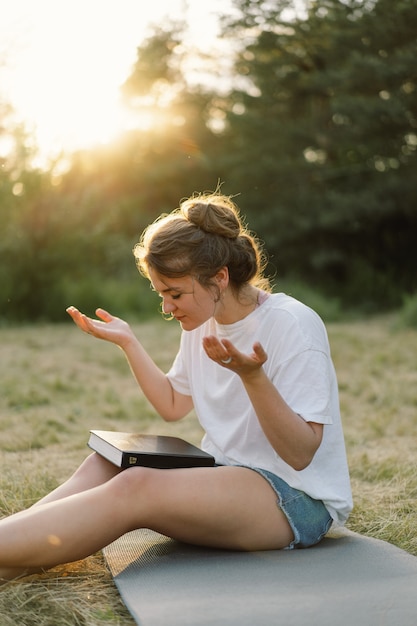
top-left (218, 0), bottom-right (417, 309)
top-left (1, 0), bottom-right (416, 321)
top-left (397, 293), bottom-right (417, 330)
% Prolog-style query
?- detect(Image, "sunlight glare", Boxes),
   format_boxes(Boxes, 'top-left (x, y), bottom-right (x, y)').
top-left (6, 0), bottom-right (156, 158)
top-left (1, 0), bottom-right (229, 163)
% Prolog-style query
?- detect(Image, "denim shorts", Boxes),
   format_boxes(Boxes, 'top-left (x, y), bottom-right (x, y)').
top-left (248, 467), bottom-right (333, 549)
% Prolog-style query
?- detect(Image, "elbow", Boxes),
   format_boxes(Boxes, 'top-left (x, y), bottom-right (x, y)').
top-left (290, 423), bottom-right (323, 470)
top-left (157, 388), bottom-right (192, 422)
top-left (291, 457), bottom-right (313, 472)
top-left (159, 405), bottom-right (191, 422)
top-left (159, 410), bottom-right (184, 423)
top-left (287, 444), bottom-right (320, 472)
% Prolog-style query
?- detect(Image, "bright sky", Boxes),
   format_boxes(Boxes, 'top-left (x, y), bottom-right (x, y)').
top-left (0, 0), bottom-right (231, 161)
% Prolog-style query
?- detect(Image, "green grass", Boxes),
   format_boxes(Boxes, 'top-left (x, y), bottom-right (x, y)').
top-left (1, 314), bottom-right (417, 622)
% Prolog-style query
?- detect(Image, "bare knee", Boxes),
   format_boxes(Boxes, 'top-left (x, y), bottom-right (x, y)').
top-left (108, 466), bottom-right (156, 499)
top-left (105, 467), bottom-right (163, 527)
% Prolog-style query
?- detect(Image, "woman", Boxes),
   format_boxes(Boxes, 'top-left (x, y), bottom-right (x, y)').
top-left (0, 193), bottom-right (352, 582)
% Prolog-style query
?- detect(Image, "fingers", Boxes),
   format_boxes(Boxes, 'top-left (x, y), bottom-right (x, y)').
top-left (66, 306), bottom-right (83, 325)
top-left (95, 308), bottom-right (113, 322)
top-left (67, 306), bottom-right (113, 325)
top-left (202, 336), bottom-right (232, 364)
top-left (202, 336), bottom-right (268, 371)
top-left (66, 306), bottom-right (102, 334)
top-left (252, 342), bottom-right (268, 363)
top-left (66, 305), bottom-right (77, 317)
top-left (66, 306), bottom-right (92, 334)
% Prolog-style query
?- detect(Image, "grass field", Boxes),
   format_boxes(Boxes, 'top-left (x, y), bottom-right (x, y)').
top-left (1, 314), bottom-right (416, 624)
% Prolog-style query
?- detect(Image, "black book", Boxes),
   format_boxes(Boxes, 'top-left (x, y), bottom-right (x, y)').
top-left (88, 430), bottom-right (215, 469)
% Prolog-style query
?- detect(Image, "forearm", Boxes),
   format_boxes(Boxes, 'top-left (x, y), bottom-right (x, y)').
top-left (240, 369), bottom-right (322, 471)
top-left (66, 307), bottom-right (192, 421)
top-left (122, 336), bottom-right (192, 421)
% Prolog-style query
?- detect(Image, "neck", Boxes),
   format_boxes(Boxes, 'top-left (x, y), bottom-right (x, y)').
top-left (214, 286), bottom-right (260, 325)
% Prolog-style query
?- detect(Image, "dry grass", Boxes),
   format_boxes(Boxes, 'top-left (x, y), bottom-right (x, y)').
top-left (331, 316), bottom-right (417, 555)
top-left (0, 318), bottom-right (201, 625)
top-left (0, 314), bottom-right (416, 623)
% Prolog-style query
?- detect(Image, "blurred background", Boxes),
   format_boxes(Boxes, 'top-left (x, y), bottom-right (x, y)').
top-left (1, 0), bottom-right (416, 324)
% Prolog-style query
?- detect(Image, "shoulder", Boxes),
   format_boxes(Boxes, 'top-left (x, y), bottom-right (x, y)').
top-left (260, 293), bottom-right (329, 349)
top-left (263, 293), bottom-right (324, 326)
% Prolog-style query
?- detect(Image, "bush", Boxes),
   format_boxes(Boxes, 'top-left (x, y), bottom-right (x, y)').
top-left (396, 293), bottom-right (417, 330)
top-left (61, 274), bottom-right (160, 321)
top-left (273, 276), bottom-right (344, 323)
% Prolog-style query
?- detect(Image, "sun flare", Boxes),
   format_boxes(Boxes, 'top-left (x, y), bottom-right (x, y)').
top-left (1, 0), bottom-right (227, 164)
top-left (3, 1), bottom-right (160, 159)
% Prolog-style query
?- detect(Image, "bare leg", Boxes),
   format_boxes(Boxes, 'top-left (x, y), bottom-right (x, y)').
top-left (1, 454), bottom-right (121, 582)
top-left (35, 453), bottom-right (121, 506)
top-left (0, 466), bottom-right (293, 581)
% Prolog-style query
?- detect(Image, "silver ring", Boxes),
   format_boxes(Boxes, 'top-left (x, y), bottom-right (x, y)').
top-left (221, 356), bottom-right (232, 364)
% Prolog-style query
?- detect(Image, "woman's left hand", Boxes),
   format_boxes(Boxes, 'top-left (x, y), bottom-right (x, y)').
top-left (202, 336), bottom-right (267, 376)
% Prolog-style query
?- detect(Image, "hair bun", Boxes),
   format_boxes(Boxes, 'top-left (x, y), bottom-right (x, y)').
top-left (181, 195), bottom-right (241, 239)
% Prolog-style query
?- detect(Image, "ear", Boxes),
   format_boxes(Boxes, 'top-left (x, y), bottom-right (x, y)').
top-left (214, 266), bottom-right (229, 289)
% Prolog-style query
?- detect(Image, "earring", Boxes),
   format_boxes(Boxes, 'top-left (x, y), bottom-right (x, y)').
top-left (159, 302), bottom-right (174, 321)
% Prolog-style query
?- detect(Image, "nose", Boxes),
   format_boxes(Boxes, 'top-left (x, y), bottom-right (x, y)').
top-left (162, 298), bottom-right (177, 315)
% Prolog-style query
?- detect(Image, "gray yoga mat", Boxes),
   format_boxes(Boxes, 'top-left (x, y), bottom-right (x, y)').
top-left (103, 527), bottom-right (417, 626)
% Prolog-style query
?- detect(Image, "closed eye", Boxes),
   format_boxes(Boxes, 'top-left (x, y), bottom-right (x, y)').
top-left (152, 289), bottom-right (182, 300)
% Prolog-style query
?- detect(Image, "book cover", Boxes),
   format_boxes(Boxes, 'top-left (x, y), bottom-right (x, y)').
top-left (88, 430), bottom-right (215, 469)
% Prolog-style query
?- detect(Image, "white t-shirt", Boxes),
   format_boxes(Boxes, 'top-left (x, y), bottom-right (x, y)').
top-left (167, 293), bottom-right (352, 524)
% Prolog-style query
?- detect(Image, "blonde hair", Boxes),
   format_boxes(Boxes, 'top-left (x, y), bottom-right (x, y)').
top-left (133, 193), bottom-right (271, 294)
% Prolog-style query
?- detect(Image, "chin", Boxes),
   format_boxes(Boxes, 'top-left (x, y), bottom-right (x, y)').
top-left (179, 321), bottom-right (195, 331)
top-left (179, 318), bottom-right (204, 332)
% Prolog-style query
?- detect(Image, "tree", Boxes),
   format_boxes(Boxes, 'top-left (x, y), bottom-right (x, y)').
top-left (218, 0), bottom-right (417, 307)
top-left (0, 23), bottom-right (225, 322)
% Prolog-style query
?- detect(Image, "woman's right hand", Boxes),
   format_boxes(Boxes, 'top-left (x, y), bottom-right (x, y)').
top-left (66, 306), bottom-right (135, 349)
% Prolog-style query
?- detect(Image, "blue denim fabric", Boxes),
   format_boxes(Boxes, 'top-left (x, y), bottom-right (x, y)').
top-left (248, 467), bottom-right (333, 549)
